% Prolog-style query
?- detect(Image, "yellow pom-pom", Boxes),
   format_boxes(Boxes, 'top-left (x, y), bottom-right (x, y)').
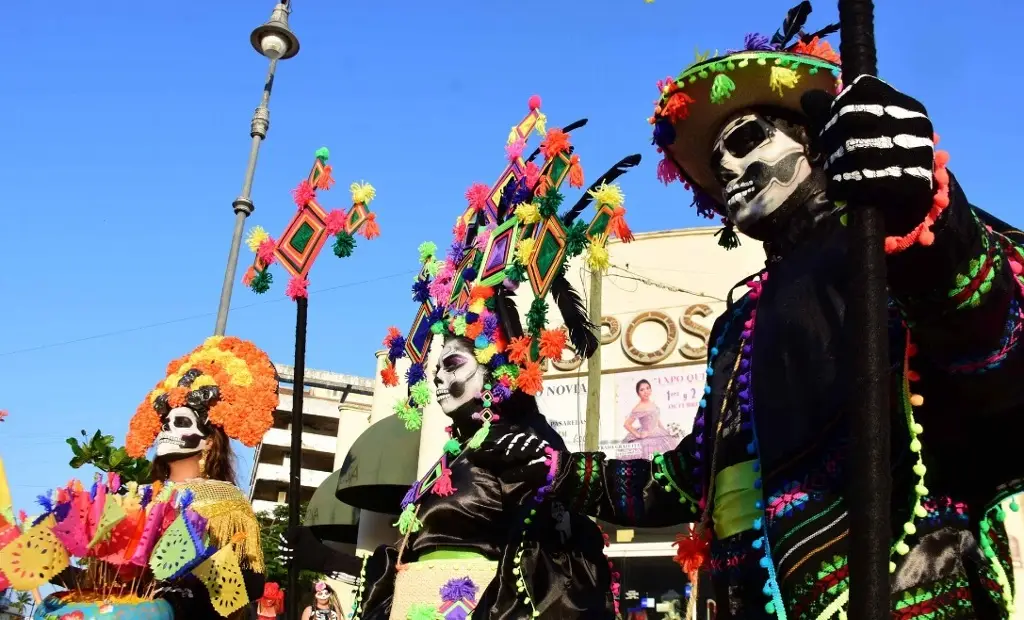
top-left (516, 238), bottom-right (536, 264)
top-left (516, 202), bottom-right (542, 224)
top-left (245, 226), bottom-right (269, 252)
top-left (350, 181), bottom-right (376, 205)
top-left (469, 298), bottom-right (486, 314)
top-left (586, 243), bottom-right (610, 272)
top-left (769, 66), bottom-right (800, 96)
top-left (588, 182), bottom-right (624, 208)
top-left (475, 344), bottom-right (497, 365)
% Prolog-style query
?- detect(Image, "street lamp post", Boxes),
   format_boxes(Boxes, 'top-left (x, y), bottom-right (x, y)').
top-left (214, 2), bottom-right (300, 336)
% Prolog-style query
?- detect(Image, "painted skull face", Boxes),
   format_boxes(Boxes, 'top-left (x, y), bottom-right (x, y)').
top-left (712, 112), bottom-right (813, 233)
top-left (155, 406), bottom-right (210, 458)
top-left (314, 582), bottom-right (331, 601)
top-left (434, 338), bottom-right (487, 416)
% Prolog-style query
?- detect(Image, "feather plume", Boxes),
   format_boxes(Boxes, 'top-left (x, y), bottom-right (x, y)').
top-left (550, 274), bottom-right (598, 358)
top-left (799, 22), bottom-right (840, 44)
top-left (561, 154), bottom-right (642, 226)
top-left (495, 175), bottom-right (520, 222)
top-left (526, 119), bottom-right (589, 163)
top-left (494, 289), bottom-right (525, 341)
top-left (771, 1), bottom-right (812, 49)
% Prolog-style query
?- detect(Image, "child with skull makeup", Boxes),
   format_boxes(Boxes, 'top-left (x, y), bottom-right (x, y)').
top-left (471, 6), bottom-right (1024, 618)
top-left (125, 336), bottom-right (279, 619)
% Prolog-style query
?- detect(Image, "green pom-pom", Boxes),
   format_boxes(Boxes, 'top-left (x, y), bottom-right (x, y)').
top-left (430, 321), bottom-right (446, 335)
top-left (395, 403), bottom-right (423, 431)
top-left (315, 147), bottom-right (330, 162)
top-left (494, 364), bottom-right (520, 380)
top-left (526, 297), bottom-right (548, 334)
top-left (538, 187), bottom-right (564, 218)
top-left (406, 603), bottom-right (439, 620)
top-left (710, 73), bottom-right (736, 104)
top-left (505, 261), bottom-right (527, 283)
top-left (333, 231), bottom-right (356, 258)
top-left (467, 420), bottom-right (491, 450)
top-left (715, 224), bottom-right (740, 250)
top-left (410, 380), bottom-right (431, 407)
top-left (425, 259), bottom-right (442, 278)
top-left (452, 315), bottom-right (467, 336)
top-left (443, 438), bottom-right (462, 455)
top-left (565, 221), bottom-right (589, 258)
top-left (418, 241), bottom-right (437, 263)
top-left (250, 269), bottom-right (273, 294)
top-left (395, 503), bottom-right (423, 536)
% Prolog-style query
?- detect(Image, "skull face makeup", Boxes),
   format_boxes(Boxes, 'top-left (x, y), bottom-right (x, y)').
top-left (434, 337), bottom-right (487, 416)
top-left (712, 112), bottom-right (815, 236)
top-left (155, 406), bottom-right (210, 458)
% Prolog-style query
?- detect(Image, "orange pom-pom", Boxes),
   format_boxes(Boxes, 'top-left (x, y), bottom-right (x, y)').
top-left (673, 528), bottom-right (710, 574)
top-left (661, 91), bottom-right (695, 122)
top-left (539, 329), bottom-right (567, 359)
top-left (381, 365), bottom-right (399, 387)
top-left (517, 362), bottom-right (544, 396)
top-left (361, 212), bottom-right (381, 240)
top-left (568, 154), bottom-right (584, 189)
top-left (314, 165), bottom-right (335, 191)
top-left (609, 206), bottom-right (635, 243)
top-left (508, 336), bottom-right (533, 364)
top-left (464, 321), bottom-right (484, 339)
top-left (383, 327), bottom-right (402, 347)
top-left (469, 286), bottom-right (494, 303)
top-left (540, 128), bottom-right (571, 160)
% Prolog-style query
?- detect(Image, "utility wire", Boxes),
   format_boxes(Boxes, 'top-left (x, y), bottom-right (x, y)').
top-left (0, 270), bottom-right (417, 357)
top-left (592, 263), bottom-right (727, 302)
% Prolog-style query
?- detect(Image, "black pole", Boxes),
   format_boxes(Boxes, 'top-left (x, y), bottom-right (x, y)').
top-left (837, 2), bottom-right (890, 618)
top-left (287, 296), bottom-right (308, 620)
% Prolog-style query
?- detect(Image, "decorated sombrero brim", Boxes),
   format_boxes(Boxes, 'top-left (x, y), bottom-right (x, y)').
top-left (652, 49), bottom-right (840, 201)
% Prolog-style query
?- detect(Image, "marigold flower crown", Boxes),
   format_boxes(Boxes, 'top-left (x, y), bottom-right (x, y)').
top-left (381, 95), bottom-right (641, 434)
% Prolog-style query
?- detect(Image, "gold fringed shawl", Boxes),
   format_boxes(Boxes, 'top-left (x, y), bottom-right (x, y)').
top-left (180, 479), bottom-right (265, 573)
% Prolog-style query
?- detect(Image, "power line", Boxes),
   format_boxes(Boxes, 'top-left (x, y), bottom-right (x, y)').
top-left (0, 270), bottom-right (417, 357)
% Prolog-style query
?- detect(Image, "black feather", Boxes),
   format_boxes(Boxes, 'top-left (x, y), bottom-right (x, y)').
top-left (495, 175), bottom-right (520, 222)
top-left (550, 274), bottom-right (598, 359)
top-left (799, 22), bottom-right (840, 44)
top-left (494, 288), bottom-right (525, 341)
top-left (771, 1), bottom-right (812, 49)
top-left (561, 154), bottom-right (642, 226)
top-left (525, 118), bottom-right (589, 163)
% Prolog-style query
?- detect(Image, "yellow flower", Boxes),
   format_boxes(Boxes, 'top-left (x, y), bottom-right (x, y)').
top-left (770, 66), bottom-right (800, 96)
top-left (534, 112), bottom-right (547, 137)
top-left (588, 183), bottom-right (624, 208)
top-left (350, 182), bottom-right (376, 205)
top-left (245, 227), bottom-right (269, 252)
top-left (516, 238), bottom-right (536, 264)
top-left (515, 202), bottom-right (541, 224)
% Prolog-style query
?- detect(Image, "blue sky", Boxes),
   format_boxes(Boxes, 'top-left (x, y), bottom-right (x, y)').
top-left (1, 0), bottom-right (1021, 512)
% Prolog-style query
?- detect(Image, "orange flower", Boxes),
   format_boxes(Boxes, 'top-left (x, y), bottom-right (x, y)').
top-left (166, 387), bottom-right (188, 408)
top-left (538, 329), bottom-right (567, 359)
top-left (517, 362), bottom-right (543, 396)
top-left (381, 365), bottom-right (399, 387)
top-left (126, 401), bottom-right (161, 458)
top-left (540, 128), bottom-right (571, 160)
top-left (508, 336), bottom-right (533, 364)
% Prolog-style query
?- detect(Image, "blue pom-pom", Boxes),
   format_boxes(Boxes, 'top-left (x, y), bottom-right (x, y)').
top-left (491, 353), bottom-right (508, 367)
top-left (406, 362), bottom-right (426, 386)
top-left (475, 335), bottom-right (489, 349)
top-left (388, 336), bottom-right (407, 360)
top-left (465, 312), bottom-right (479, 324)
top-left (652, 118), bottom-right (676, 148)
top-left (412, 279), bottom-right (431, 303)
top-left (428, 306), bottom-right (445, 323)
top-left (462, 267), bottom-right (477, 282)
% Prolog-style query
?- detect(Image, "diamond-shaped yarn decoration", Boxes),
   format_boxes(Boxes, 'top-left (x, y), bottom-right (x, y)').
top-left (405, 301), bottom-right (435, 364)
top-left (586, 204), bottom-right (615, 243)
top-left (527, 218), bottom-right (568, 298)
top-left (479, 218), bottom-right (520, 286)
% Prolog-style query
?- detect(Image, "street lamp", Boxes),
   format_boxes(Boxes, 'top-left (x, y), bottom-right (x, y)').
top-left (213, 3), bottom-right (300, 336)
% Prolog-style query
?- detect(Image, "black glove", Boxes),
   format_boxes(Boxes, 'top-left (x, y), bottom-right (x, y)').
top-left (280, 527), bottom-right (363, 579)
top-left (801, 75), bottom-right (936, 231)
top-left (468, 430), bottom-right (559, 485)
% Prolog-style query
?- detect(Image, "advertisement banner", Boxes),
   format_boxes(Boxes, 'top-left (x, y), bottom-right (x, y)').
top-left (537, 365), bottom-right (706, 459)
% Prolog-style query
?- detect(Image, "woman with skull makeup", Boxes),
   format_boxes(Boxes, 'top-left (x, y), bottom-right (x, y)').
top-left (124, 336), bottom-right (280, 618)
top-left (302, 580), bottom-right (343, 620)
top-left (471, 5), bottom-right (1024, 618)
top-left (283, 101), bottom-right (642, 618)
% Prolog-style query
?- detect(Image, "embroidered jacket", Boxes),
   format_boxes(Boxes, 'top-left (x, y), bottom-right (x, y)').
top-left (554, 173), bottom-right (1024, 619)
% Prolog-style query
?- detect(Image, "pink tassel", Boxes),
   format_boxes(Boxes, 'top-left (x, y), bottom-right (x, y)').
top-left (657, 157), bottom-right (681, 185)
top-left (291, 180), bottom-right (315, 209)
top-left (432, 467), bottom-right (457, 496)
top-left (257, 238), bottom-right (277, 265)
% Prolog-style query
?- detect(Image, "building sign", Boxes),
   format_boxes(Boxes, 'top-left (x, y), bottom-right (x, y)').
top-left (537, 365), bottom-right (706, 458)
top-left (551, 303), bottom-right (716, 371)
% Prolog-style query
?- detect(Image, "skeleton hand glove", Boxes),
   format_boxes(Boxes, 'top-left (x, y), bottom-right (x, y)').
top-left (802, 75), bottom-right (937, 232)
top-left (468, 431), bottom-right (558, 485)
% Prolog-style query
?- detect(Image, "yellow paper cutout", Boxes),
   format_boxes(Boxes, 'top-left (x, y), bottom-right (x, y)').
top-left (0, 515), bottom-right (70, 590)
top-left (0, 456), bottom-right (13, 524)
top-left (192, 542), bottom-right (250, 616)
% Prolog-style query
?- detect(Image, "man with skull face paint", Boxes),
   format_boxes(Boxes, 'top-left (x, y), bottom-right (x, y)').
top-left (471, 6), bottom-right (1024, 619)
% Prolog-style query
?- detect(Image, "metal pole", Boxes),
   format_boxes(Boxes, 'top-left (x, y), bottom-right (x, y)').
top-left (287, 296), bottom-right (308, 620)
top-left (584, 266), bottom-right (603, 452)
top-left (836, 2), bottom-right (890, 618)
top-left (213, 58), bottom-right (279, 336)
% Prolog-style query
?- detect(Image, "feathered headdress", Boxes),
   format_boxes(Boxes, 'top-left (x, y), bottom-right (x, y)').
top-left (381, 96), bottom-right (641, 440)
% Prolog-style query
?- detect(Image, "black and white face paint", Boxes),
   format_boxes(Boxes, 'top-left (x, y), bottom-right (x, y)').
top-left (434, 339), bottom-right (487, 416)
top-left (155, 406), bottom-right (210, 458)
top-left (712, 113), bottom-right (814, 234)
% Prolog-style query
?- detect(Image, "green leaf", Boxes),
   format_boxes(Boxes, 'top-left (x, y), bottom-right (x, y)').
top-left (69, 456), bottom-right (86, 469)
top-left (109, 448), bottom-right (126, 468)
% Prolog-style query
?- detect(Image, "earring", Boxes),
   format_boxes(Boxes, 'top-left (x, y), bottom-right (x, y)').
top-left (198, 449), bottom-right (209, 477)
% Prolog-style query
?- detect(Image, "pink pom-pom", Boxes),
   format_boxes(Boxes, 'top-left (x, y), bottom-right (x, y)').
top-left (505, 138), bottom-right (526, 162)
top-left (286, 275), bottom-right (309, 300)
top-left (325, 209), bottom-right (347, 235)
top-left (657, 157), bottom-right (681, 185)
top-left (528, 94), bottom-right (542, 111)
top-left (465, 182), bottom-right (490, 212)
top-left (257, 238), bottom-right (277, 265)
top-left (291, 180), bottom-right (315, 209)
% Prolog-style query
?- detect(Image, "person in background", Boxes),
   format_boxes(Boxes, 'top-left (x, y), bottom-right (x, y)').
top-left (301, 581), bottom-right (342, 620)
top-left (622, 378), bottom-right (676, 459)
